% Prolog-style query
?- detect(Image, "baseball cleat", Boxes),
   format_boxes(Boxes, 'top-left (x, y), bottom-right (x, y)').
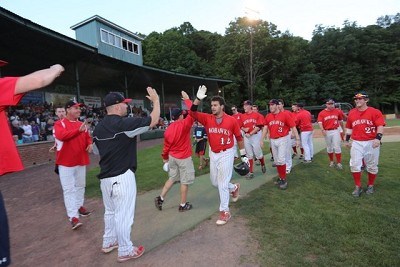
top-left (352, 186), bottom-right (363, 197)
top-left (216, 211), bottom-right (231, 226)
top-left (231, 183), bottom-right (240, 202)
top-left (336, 163), bottom-right (343, 170)
top-left (245, 172), bottom-right (254, 180)
top-left (365, 185), bottom-right (375, 195)
top-left (117, 246), bottom-right (145, 262)
top-left (78, 206), bottom-right (92, 217)
top-left (278, 179), bottom-right (288, 190)
top-left (102, 242), bottom-right (118, 253)
top-left (329, 162), bottom-right (335, 168)
top-left (261, 165), bottom-right (266, 174)
top-left (71, 217), bottom-right (82, 230)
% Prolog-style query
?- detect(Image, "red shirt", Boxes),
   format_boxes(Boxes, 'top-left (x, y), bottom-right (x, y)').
top-left (0, 77), bottom-right (25, 176)
top-left (346, 107), bottom-right (385, 141)
top-left (190, 111), bottom-right (243, 153)
top-left (295, 109), bottom-right (313, 131)
top-left (231, 112), bottom-right (242, 127)
top-left (54, 118), bottom-right (92, 166)
top-left (240, 111), bottom-right (264, 133)
top-left (264, 111), bottom-right (296, 139)
top-left (317, 108), bottom-right (344, 130)
top-left (161, 100), bottom-right (194, 160)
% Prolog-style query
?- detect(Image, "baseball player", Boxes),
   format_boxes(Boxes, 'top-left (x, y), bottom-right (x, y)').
top-left (277, 99), bottom-right (294, 173)
top-left (54, 100), bottom-right (93, 230)
top-left (261, 99), bottom-right (300, 189)
top-left (252, 105), bottom-right (264, 166)
top-left (231, 105), bottom-right (242, 159)
top-left (291, 104), bottom-right (304, 159)
top-left (293, 103), bottom-right (314, 163)
top-left (93, 89), bottom-right (160, 262)
top-left (0, 62), bottom-right (64, 267)
top-left (345, 92), bottom-right (385, 197)
top-left (317, 98), bottom-right (345, 169)
top-left (155, 91), bottom-right (195, 212)
top-left (49, 106), bottom-right (66, 174)
top-left (189, 86), bottom-right (246, 226)
top-left (240, 100), bottom-right (266, 179)
top-left (193, 121), bottom-right (209, 169)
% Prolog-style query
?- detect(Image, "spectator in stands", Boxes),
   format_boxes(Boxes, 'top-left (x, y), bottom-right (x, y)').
top-left (30, 121), bottom-right (40, 142)
top-left (11, 120), bottom-right (24, 145)
top-left (45, 118), bottom-right (55, 141)
top-left (21, 120), bottom-right (33, 143)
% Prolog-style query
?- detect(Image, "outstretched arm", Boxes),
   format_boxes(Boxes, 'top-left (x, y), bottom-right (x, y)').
top-left (146, 87), bottom-right (161, 128)
top-left (15, 64), bottom-right (64, 95)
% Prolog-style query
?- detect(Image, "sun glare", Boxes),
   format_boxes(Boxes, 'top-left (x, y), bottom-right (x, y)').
top-left (244, 0), bottom-right (261, 20)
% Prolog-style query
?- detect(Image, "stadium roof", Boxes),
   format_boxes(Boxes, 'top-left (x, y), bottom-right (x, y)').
top-left (0, 7), bottom-right (232, 101)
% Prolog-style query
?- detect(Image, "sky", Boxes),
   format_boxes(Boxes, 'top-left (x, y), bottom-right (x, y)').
top-left (1, 0), bottom-right (399, 40)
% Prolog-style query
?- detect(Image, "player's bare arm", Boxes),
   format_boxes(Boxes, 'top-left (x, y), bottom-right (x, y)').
top-left (15, 64), bottom-right (64, 94)
top-left (146, 87), bottom-right (161, 128)
top-left (181, 91), bottom-right (190, 100)
top-left (372, 126), bottom-right (384, 148)
top-left (291, 126), bottom-right (300, 147)
top-left (318, 122), bottom-right (326, 136)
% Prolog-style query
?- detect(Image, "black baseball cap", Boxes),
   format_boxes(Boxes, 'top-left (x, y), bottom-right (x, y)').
top-left (243, 100), bottom-right (252, 106)
top-left (269, 99), bottom-right (280, 105)
top-left (104, 92), bottom-right (132, 107)
top-left (65, 100), bottom-right (83, 109)
top-left (326, 98), bottom-right (335, 104)
top-left (171, 108), bottom-right (183, 120)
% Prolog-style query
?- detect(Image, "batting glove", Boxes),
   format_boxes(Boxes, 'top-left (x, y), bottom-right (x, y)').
top-left (196, 85), bottom-right (207, 100)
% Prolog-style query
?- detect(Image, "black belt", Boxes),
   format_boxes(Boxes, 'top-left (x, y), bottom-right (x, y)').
top-left (213, 149), bottom-right (227, 153)
top-left (325, 128), bottom-right (338, 131)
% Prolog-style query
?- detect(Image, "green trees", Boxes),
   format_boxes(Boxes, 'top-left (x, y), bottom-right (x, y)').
top-left (142, 14), bottom-right (400, 113)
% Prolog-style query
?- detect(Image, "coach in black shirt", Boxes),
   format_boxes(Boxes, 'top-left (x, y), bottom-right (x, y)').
top-left (93, 88), bottom-right (159, 263)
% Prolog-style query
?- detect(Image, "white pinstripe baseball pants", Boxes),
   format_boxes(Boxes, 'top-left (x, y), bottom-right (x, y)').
top-left (285, 133), bottom-right (293, 170)
top-left (209, 147), bottom-right (236, 212)
top-left (324, 129), bottom-right (342, 153)
top-left (301, 131), bottom-right (314, 161)
top-left (100, 169), bottom-right (137, 257)
top-left (58, 165), bottom-right (86, 221)
top-left (350, 140), bottom-right (380, 174)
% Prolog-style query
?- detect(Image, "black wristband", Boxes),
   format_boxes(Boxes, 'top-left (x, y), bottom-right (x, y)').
top-left (375, 133), bottom-right (383, 140)
top-left (196, 97), bottom-right (202, 101)
top-left (345, 134), bottom-right (351, 142)
top-left (190, 104), bottom-right (198, 111)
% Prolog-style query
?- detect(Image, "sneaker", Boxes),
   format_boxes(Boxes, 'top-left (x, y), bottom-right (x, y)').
top-left (117, 246), bottom-right (145, 263)
top-left (71, 217), bottom-right (82, 230)
top-left (101, 242), bottom-right (118, 254)
top-left (278, 179), bottom-right (288, 190)
top-left (329, 162), bottom-right (335, 168)
top-left (231, 183), bottom-right (240, 202)
top-left (352, 186), bottom-right (363, 197)
top-left (216, 211), bottom-right (231, 226)
top-left (365, 185), bottom-right (375, 195)
top-left (78, 206), bottom-right (91, 217)
top-left (303, 160), bottom-right (312, 164)
top-left (261, 165), bottom-right (266, 174)
top-left (336, 163), bottom-right (343, 170)
top-left (154, 196), bottom-right (164, 210)
top-left (286, 169), bottom-right (291, 174)
top-left (299, 155), bottom-right (304, 160)
top-left (178, 202), bottom-right (192, 212)
top-left (245, 172), bottom-right (254, 180)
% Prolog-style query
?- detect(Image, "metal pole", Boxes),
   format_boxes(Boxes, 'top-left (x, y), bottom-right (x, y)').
top-left (74, 62), bottom-right (81, 102)
top-left (250, 28), bottom-right (254, 103)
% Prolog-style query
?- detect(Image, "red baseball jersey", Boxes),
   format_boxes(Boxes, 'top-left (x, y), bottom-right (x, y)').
top-left (240, 111), bottom-right (264, 133)
top-left (161, 99), bottom-right (194, 160)
top-left (346, 107), bottom-right (385, 141)
top-left (317, 108), bottom-right (344, 130)
top-left (0, 77), bottom-right (25, 176)
top-left (295, 109), bottom-right (313, 131)
top-left (264, 111), bottom-right (296, 139)
top-left (231, 112), bottom-right (242, 127)
top-left (190, 111), bottom-right (243, 153)
top-left (54, 118), bottom-right (92, 166)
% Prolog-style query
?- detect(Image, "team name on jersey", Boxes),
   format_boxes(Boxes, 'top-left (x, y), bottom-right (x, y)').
top-left (243, 118), bottom-right (257, 125)
top-left (208, 127), bottom-right (231, 135)
top-left (268, 120), bottom-right (285, 127)
top-left (324, 115), bottom-right (338, 121)
top-left (352, 119), bottom-right (374, 127)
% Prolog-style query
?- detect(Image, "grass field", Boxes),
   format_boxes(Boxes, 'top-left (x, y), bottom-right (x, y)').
top-left (236, 142), bottom-right (400, 266)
